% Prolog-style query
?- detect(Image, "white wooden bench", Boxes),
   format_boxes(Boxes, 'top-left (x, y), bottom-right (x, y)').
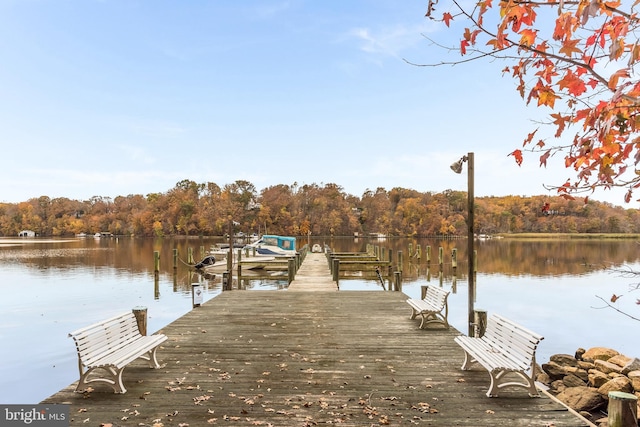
top-left (454, 314), bottom-right (544, 397)
top-left (406, 285), bottom-right (450, 329)
top-left (69, 311), bottom-right (168, 394)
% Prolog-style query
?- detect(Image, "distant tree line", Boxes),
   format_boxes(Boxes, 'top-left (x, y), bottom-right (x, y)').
top-left (1, 179), bottom-right (639, 237)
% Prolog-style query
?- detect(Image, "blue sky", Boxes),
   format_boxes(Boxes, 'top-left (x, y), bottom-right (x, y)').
top-left (0, 1), bottom-right (633, 206)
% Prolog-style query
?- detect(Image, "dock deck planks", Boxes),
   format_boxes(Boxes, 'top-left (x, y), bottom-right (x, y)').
top-left (288, 252), bottom-right (337, 291)
top-left (42, 256), bottom-right (590, 426)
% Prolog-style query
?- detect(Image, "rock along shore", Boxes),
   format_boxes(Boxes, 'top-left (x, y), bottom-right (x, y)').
top-left (538, 347), bottom-right (640, 426)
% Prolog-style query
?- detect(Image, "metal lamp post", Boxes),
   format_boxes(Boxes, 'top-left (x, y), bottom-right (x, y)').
top-left (450, 152), bottom-right (475, 336)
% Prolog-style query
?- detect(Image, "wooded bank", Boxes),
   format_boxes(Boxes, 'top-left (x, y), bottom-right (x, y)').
top-left (3, 180), bottom-right (639, 238)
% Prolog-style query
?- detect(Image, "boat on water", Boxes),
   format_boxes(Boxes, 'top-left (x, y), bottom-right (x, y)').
top-left (194, 255), bottom-right (220, 270)
top-left (244, 235), bottom-right (297, 257)
top-left (194, 250), bottom-right (277, 273)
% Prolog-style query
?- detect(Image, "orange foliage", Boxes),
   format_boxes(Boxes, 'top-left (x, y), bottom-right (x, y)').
top-left (2, 182), bottom-right (640, 237)
top-left (425, 0), bottom-right (640, 202)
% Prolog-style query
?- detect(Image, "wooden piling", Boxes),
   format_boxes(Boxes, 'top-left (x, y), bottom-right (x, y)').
top-left (187, 247), bottom-right (194, 264)
top-left (438, 247), bottom-right (444, 270)
top-left (154, 275), bottom-right (159, 298)
top-left (332, 258), bottom-right (339, 282)
top-left (222, 272), bottom-right (231, 291)
top-left (608, 391), bottom-right (638, 427)
top-left (474, 249), bottom-right (478, 272)
top-left (394, 271), bottom-right (401, 291)
top-left (172, 248), bottom-right (178, 269)
top-left (153, 251), bottom-right (160, 273)
top-left (288, 258), bottom-right (295, 283)
top-left (426, 245), bottom-right (431, 264)
top-left (451, 248), bottom-right (457, 270)
top-left (474, 309), bottom-right (487, 337)
top-left (397, 251), bottom-right (403, 272)
top-left (132, 306), bottom-right (147, 336)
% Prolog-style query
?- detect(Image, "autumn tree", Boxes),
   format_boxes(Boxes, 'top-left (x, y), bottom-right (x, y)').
top-left (424, 0), bottom-right (640, 202)
top-left (359, 188), bottom-right (393, 235)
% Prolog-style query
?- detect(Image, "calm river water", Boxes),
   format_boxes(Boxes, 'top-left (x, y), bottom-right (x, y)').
top-left (1, 236), bottom-right (639, 404)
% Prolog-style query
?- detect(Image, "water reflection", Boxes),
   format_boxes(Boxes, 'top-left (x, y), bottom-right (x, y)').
top-left (1, 236), bottom-right (639, 405)
top-left (328, 237), bottom-right (640, 279)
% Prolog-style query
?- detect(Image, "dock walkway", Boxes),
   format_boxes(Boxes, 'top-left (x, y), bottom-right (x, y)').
top-left (42, 259), bottom-right (590, 426)
top-left (288, 252), bottom-right (337, 291)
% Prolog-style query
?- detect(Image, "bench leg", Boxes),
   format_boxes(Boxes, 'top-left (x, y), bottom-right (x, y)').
top-left (419, 313), bottom-right (449, 329)
top-left (409, 307), bottom-right (418, 320)
top-left (487, 371), bottom-right (500, 397)
top-left (487, 369), bottom-right (540, 398)
top-left (75, 366), bottom-right (127, 394)
top-left (460, 349), bottom-right (476, 370)
top-left (140, 347), bottom-right (163, 369)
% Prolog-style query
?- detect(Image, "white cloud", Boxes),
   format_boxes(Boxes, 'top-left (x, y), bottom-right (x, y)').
top-left (347, 24), bottom-right (426, 59)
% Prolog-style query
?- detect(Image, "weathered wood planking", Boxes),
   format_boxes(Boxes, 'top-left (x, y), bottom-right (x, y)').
top-left (42, 290), bottom-right (590, 426)
top-left (288, 252), bottom-right (337, 291)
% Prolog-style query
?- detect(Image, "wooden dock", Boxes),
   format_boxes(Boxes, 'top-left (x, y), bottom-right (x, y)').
top-left (42, 255), bottom-right (590, 426)
top-left (288, 252), bottom-right (338, 291)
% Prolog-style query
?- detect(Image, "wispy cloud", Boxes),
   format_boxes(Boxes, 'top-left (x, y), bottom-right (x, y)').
top-left (347, 24), bottom-right (425, 59)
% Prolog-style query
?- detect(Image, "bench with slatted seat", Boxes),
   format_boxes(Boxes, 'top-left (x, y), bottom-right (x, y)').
top-left (69, 311), bottom-right (168, 394)
top-left (406, 285), bottom-right (450, 329)
top-left (454, 314), bottom-right (544, 397)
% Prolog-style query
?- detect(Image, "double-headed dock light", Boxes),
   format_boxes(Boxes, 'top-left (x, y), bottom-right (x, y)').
top-left (450, 152), bottom-right (476, 337)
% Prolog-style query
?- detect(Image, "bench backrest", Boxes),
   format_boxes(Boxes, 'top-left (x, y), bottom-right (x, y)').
top-left (69, 312), bottom-right (143, 366)
top-left (483, 314), bottom-right (544, 371)
top-left (422, 285), bottom-right (449, 309)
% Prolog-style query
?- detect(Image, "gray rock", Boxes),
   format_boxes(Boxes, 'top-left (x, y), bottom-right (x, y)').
top-left (565, 366), bottom-right (589, 381)
top-left (578, 360), bottom-right (595, 371)
top-left (628, 370), bottom-right (640, 392)
top-left (563, 373), bottom-right (587, 388)
top-left (621, 358), bottom-right (640, 375)
top-left (542, 361), bottom-right (566, 381)
top-left (551, 353), bottom-right (579, 367)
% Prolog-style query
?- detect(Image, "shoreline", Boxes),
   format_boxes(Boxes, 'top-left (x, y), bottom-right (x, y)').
top-left (540, 346), bottom-right (640, 426)
top-left (498, 232), bottom-right (640, 239)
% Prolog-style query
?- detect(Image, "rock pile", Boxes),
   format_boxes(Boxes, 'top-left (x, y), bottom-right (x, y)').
top-left (537, 347), bottom-right (640, 425)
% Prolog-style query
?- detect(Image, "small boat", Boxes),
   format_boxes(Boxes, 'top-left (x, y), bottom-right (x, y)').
top-left (244, 235), bottom-right (297, 257)
top-left (194, 254), bottom-right (232, 272)
top-left (194, 251), bottom-right (277, 273)
top-left (312, 243), bottom-right (323, 253)
top-left (194, 255), bottom-right (218, 270)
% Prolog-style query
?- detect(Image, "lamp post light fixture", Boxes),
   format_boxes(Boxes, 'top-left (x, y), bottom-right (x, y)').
top-left (450, 152), bottom-right (475, 337)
